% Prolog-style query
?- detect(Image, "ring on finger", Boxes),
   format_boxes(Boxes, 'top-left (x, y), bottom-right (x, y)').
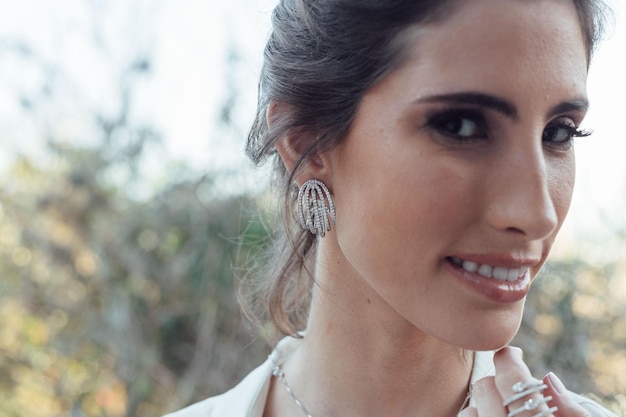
top-left (512, 381), bottom-right (540, 393)
top-left (503, 381), bottom-right (548, 407)
top-left (507, 396), bottom-right (553, 417)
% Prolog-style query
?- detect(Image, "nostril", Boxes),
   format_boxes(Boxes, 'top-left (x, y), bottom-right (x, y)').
top-left (504, 226), bottom-right (527, 235)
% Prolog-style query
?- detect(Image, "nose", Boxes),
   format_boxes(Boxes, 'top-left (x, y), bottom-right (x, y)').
top-left (485, 144), bottom-right (561, 240)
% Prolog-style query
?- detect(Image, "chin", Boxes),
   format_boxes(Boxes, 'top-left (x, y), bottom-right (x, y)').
top-left (464, 333), bottom-right (518, 352)
top-left (438, 309), bottom-right (524, 352)
top-left (461, 318), bottom-right (523, 352)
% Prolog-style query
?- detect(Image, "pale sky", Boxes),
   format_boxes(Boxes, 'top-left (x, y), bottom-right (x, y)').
top-left (0, 0), bottom-right (624, 251)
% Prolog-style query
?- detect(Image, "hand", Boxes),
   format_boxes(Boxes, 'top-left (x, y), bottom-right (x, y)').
top-left (459, 347), bottom-right (591, 417)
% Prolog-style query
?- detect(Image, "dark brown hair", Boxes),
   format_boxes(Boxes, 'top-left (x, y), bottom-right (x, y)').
top-left (243, 0), bottom-right (609, 338)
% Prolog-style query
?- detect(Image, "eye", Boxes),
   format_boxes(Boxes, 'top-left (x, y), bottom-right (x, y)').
top-left (424, 109), bottom-right (487, 141)
top-left (542, 119), bottom-right (591, 149)
top-left (446, 118), bottom-right (479, 137)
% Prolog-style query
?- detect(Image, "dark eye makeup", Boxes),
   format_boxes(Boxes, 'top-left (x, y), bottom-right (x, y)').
top-left (542, 120), bottom-right (592, 149)
top-left (422, 107), bottom-right (591, 149)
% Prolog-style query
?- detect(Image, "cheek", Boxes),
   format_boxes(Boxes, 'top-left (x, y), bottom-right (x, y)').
top-left (333, 151), bottom-right (471, 281)
top-left (549, 154), bottom-right (576, 225)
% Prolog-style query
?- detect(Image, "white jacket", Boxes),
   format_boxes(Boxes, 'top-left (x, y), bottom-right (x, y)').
top-left (164, 336), bottom-right (619, 417)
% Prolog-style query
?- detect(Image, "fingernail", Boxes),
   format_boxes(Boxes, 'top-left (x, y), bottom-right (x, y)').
top-left (547, 372), bottom-right (566, 394)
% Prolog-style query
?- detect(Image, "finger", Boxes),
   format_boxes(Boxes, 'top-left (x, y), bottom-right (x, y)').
top-left (543, 373), bottom-right (592, 417)
top-left (473, 376), bottom-right (507, 417)
top-left (493, 347), bottom-right (534, 394)
top-left (494, 347), bottom-right (556, 417)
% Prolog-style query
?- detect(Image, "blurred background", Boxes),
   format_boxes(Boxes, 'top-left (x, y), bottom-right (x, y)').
top-left (0, 0), bottom-right (625, 416)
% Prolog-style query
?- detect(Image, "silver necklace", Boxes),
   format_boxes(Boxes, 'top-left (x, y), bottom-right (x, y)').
top-left (271, 363), bottom-right (473, 417)
top-left (272, 364), bottom-right (314, 417)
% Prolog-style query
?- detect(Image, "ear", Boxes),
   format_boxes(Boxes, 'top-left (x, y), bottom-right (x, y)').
top-left (269, 101), bottom-right (330, 188)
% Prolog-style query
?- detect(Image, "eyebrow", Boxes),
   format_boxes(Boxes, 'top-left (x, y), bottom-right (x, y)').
top-left (415, 92), bottom-right (589, 120)
top-left (417, 92), bottom-right (518, 118)
top-left (547, 99), bottom-right (589, 118)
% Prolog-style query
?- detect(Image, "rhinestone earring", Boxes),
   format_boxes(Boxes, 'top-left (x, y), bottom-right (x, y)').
top-left (297, 179), bottom-right (336, 237)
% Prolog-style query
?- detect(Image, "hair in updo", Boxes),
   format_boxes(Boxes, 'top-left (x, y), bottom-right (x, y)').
top-left (243, 0), bottom-right (608, 338)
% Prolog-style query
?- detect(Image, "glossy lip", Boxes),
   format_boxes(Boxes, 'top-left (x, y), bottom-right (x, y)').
top-left (444, 254), bottom-right (539, 303)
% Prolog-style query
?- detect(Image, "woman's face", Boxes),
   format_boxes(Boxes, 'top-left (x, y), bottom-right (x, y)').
top-left (325, 0), bottom-right (588, 350)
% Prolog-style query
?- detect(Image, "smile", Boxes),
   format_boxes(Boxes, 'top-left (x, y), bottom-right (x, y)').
top-left (448, 256), bottom-right (530, 282)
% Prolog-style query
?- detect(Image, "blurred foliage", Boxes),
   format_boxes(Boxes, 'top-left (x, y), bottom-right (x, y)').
top-left (0, 142), bottom-right (270, 416)
top-left (1, 3), bottom-right (271, 414)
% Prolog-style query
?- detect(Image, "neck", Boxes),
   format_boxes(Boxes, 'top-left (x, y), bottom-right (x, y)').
top-left (277, 245), bottom-right (474, 417)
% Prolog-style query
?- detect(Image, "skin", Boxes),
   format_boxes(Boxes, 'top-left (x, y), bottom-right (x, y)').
top-left (268, 0), bottom-right (592, 416)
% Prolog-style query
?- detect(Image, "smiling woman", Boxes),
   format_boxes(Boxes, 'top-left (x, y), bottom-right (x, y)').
top-left (164, 1), bottom-right (618, 417)
top-left (317, 0), bottom-right (588, 354)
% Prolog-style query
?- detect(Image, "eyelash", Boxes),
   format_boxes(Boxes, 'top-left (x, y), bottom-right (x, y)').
top-left (423, 108), bottom-right (591, 149)
top-left (543, 121), bottom-right (592, 148)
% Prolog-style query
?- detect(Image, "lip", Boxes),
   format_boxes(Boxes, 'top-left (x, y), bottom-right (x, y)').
top-left (445, 254), bottom-right (539, 303)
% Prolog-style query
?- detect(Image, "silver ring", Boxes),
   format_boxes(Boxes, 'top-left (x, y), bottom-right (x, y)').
top-left (531, 406), bottom-right (558, 417)
top-left (512, 381), bottom-right (539, 393)
top-left (503, 382), bottom-right (547, 407)
top-left (507, 396), bottom-right (552, 417)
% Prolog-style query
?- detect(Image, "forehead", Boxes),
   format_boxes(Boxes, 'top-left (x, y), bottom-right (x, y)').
top-left (422, 0), bottom-right (586, 58)
top-left (384, 0), bottom-right (588, 102)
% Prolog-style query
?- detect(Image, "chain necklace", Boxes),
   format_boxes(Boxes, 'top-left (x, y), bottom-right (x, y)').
top-left (272, 365), bottom-right (314, 417)
top-left (271, 363), bottom-right (473, 417)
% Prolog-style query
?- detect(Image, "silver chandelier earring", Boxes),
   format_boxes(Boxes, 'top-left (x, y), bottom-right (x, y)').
top-left (297, 179), bottom-right (336, 237)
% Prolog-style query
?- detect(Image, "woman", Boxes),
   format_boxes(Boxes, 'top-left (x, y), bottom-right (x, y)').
top-left (167, 0), bottom-right (619, 416)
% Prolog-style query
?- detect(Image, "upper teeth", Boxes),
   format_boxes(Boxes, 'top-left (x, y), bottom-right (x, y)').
top-left (450, 257), bottom-right (528, 282)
